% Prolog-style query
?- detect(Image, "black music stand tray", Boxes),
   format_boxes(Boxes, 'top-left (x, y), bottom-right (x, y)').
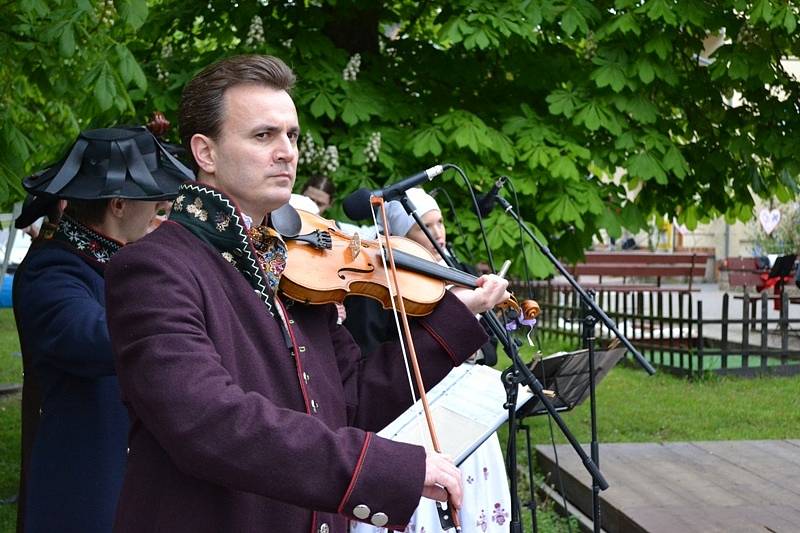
top-left (518, 347), bottom-right (626, 418)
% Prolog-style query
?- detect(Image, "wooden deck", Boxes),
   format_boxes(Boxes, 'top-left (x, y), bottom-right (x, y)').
top-left (535, 440), bottom-right (800, 532)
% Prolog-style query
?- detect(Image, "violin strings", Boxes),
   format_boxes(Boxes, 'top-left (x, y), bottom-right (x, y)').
top-left (369, 201), bottom-right (425, 432)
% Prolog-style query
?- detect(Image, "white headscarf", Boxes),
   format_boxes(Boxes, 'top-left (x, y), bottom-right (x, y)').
top-left (405, 187), bottom-right (440, 218)
top-left (289, 193), bottom-right (320, 215)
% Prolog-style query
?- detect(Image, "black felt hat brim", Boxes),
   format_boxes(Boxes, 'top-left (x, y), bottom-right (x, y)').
top-left (14, 195), bottom-right (59, 229)
top-left (23, 126), bottom-right (194, 201)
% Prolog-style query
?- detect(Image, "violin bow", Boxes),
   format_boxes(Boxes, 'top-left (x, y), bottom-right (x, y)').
top-left (371, 196), bottom-right (461, 532)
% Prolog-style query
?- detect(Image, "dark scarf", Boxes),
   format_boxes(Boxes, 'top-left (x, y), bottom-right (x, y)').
top-left (168, 183), bottom-right (288, 314)
top-left (51, 214), bottom-right (123, 268)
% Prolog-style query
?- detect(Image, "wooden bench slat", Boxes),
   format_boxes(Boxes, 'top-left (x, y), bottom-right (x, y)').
top-left (583, 251), bottom-right (712, 265)
top-left (572, 264), bottom-right (705, 277)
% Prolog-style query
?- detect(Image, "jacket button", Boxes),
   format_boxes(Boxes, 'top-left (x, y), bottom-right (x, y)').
top-left (298, 345), bottom-right (306, 352)
top-left (371, 512), bottom-right (388, 527)
top-left (318, 523), bottom-right (329, 533)
top-left (353, 504), bottom-right (370, 519)
top-left (289, 319), bottom-right (295, 324)
top-left (303, 372), bottom-right (310, 383)
top-left (311, 399), bottom-right (319, 413)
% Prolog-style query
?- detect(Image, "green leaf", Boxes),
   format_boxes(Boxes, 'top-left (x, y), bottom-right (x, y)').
top-left (408, 128), bottom-right (444, 157)
top-left (622, 95), bottom-right (658, 124)
top-left (561, 7), bottom-right (588, 36)
top-left (549, 155), bottom-right (580, 180)
top-left (784, 8), bottom-right (797, 33)
top-left (94, 63), bottom-right (117, 111)
top-left (6, 125), bottom-right (31, 162)
top-left (521, 145), bottom-right (556, 170)
top-left (644, 34), bottom-right (672, 61)
top-left (115, 45), bottom-right (146, 90)
top-left (612, 12), bottom-right (641, 36)
top-left (591, 62), bottom-right (628, 92)
top-left (19, 0), bottom-right (49, 16)
top-left (627, 151), bottom-right (667, 184)
top-left (118, 0), bottom-right (149, 30)
top-left (597, 206), bottom-right (622, 238)
top-left (749, 0), bottom-right (773, 24)
top-left (574, 100), bottom-right (623, 135)
top-left (728, 54), bottom-right (749, 80)
top-left (546, 89), bottom-right (581, 117)
top-left (58, 21), bottom-right (75, 57)
top-left (662, 145), bottom-right (688, 179)
top-left (542, 195), bottom-right (582, 223)
top-left (574, 102), bottom-right (602, 131)
top-left (452, 125), bottom-right (481, 153)
top-left (620, 202), bottom-right (645, 232)
top-left (310, 92), bottom-right (336, 120)
top-left (684, 204), bottom-right (698, 230)
top-left (637, 57), bottom-right (655, 84)
top-left (644, 0), bottom-right (678, 25)
top-left (440, 17), bottom-right (470, 44)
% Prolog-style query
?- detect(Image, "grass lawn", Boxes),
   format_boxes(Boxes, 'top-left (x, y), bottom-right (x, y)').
top-left (0, 308), bottom-right (22, 533)
top-left (0, 314), bottom-right (799, 533)
top-left (494, 335), bottom-right (800, 532)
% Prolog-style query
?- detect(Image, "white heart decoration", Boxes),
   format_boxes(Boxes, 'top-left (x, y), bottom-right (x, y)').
top-left (759, 208), bottom-right (781, 235)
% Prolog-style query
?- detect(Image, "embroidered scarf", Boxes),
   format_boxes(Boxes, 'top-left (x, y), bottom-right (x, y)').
top-left (51, 214), bottom-right (122, 267)
top-left (168, 183), bottom-right (288, 313)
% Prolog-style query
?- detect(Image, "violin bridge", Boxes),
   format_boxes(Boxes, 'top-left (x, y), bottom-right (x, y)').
top-left (349, 233), bottom-right (361, 260)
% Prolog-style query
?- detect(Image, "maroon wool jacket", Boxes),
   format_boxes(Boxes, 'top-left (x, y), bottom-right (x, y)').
top-left (104, 221), bottom-right (487, 533)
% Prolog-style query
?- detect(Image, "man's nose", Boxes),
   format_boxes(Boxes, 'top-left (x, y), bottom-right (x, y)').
top-left (274, 134), bottom-right (297, 163)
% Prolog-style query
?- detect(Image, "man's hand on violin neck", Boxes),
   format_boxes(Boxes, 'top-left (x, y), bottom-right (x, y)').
top-left (422, 452), bottom-right (463, 508)
top-left (451, 274), bottom-right (510, 314)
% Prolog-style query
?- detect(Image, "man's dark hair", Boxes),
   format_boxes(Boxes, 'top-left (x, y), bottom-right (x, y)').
top-left (179, 55), bottom-right (296, 166)
top-left (64, 199), bottom-right (110, 227)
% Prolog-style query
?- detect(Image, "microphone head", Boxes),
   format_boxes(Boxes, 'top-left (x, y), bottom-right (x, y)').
top-left (342, 187), bottom-right (374, 220)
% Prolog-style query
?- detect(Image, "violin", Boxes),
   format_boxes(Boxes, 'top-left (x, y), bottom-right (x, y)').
top-left (279, 209), bottom-right (539, 321)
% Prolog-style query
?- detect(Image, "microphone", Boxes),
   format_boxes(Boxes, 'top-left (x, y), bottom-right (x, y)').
top-left (343, 164), bottom-right (444, 220)
top-left (477, 176), bottom-right (507, 217)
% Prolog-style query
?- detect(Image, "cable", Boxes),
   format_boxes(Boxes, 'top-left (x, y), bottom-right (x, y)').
top-left (428, 186), bottom-right (478, 263)
top-left (442, 163), bottom-right (497, 274)
top-left (505, 177), bottom-right (535, 299)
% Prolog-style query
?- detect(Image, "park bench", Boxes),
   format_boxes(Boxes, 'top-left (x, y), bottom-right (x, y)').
top-left (718, 257), bottom-right (769, 291)
top-left (569, 251), bottom-right (712, 290)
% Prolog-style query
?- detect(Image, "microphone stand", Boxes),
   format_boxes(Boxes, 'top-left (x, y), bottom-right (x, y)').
top-left (493, 195), bottom-right (656, 532)
top-left (395, 194), bottom-right (610, 533)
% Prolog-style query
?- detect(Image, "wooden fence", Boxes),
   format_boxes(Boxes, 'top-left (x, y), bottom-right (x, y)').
top-left (521, 282), bottom-right (800, 378)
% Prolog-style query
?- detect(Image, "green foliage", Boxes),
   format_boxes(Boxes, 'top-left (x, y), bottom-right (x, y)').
top-left (3, 0), bottom-right (800, 274)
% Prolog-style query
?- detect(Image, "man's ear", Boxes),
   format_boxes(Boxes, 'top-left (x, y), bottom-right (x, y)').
top-left (190, 134), bottom-right (216, 175)
top-left (108, 198), bottom-right (126, 219)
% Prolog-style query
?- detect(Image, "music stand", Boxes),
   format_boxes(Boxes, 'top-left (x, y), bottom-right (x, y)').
top-left (519, 347), bottom-right (626, 418)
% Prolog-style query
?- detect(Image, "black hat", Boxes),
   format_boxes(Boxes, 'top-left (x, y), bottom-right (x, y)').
top-left (16, 126), bottom-right (195, 228)
top-left (14, 194), bottom-right (59, 229)
top-left (22, 125), bottom-right (194, 201)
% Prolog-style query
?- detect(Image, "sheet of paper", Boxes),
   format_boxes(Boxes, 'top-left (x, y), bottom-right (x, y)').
top-left (378, 364), bottom-right (534, 465)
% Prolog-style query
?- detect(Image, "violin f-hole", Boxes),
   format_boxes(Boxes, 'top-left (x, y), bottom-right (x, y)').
top-left (337, 262), bottom-right (375, 280)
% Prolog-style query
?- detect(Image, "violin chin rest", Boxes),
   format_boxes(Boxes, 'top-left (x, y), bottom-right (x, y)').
top-left (271, 203), bottom-right (302, 237)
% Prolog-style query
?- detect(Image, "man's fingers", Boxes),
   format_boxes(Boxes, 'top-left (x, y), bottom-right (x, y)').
top-left (423, 452), bottom-right (463, 507)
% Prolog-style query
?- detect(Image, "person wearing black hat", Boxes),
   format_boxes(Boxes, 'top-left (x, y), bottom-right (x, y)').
top-left (12, 125), bottom-right (193, 533)
top-left (102, 55), bottom-right (510, 533)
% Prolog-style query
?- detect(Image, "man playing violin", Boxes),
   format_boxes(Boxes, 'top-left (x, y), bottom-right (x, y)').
top-left (104, 54), bottom-right (510, 533)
